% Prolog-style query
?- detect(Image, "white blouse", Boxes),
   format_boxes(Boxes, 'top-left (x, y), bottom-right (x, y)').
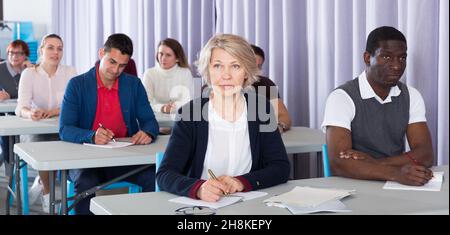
top-left (200, 100), bottom-right (252, 180)
top-left (142, 64), bottom-right (193, 113)
top-left (15, 65), bottom-right (77, 117)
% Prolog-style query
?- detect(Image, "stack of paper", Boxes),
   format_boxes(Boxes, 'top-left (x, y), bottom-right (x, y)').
top-left (383, 171), bottom-right (444, 191)
top-left (169, 191), bottom-right (268, 209)
top-left (264, 186), bottom-right (354, 214)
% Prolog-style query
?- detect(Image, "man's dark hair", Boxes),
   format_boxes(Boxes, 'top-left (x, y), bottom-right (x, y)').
top-left (251, 44), bottom-right (265, 62)
top-left (104, 33), bottom-right (133, 56)
top-left (366, 26), bottom-right (407, 55)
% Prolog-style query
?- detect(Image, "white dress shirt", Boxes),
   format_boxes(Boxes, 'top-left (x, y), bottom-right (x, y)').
top-left (15, 64), bottom-right (77, 116)
top-left (201, 100), bottom-right (253, 180)
top-left (321, 71), bottom-right (427, 132)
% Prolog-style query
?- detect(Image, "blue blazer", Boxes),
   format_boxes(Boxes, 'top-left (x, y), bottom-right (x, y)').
top-left (59, 66), bottom-right (159, 144)
top-left (157, 92), bottom-right (290, 197)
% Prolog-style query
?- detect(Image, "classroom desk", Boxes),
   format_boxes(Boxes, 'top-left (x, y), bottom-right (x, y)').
top-left (154, 112), bottom-right (175, 128)
top-left (13, 135), bottom-right (170, 215)
top-left (281, 127), bottom-right (324, 154)
top-left (0, 115), bottom-right (59, 215)
top-left (90, 165), bottom-right (448, 215)
top-left (13, 126), bottom-right (323, 215)
top-left (0, 99), bottom-right (17, 113)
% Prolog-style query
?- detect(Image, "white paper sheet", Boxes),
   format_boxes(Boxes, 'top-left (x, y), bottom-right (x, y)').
top-left (83, 141), bottom-right (134, 149)
top-left (264, 186), bottom-right (354, 207)
top-left (383, 171), bottom-right (444, 191)
top-left (169, 191), bottom-right (267, 209)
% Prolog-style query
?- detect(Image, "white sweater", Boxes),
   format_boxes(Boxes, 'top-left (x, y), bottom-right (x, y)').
top-left (142, 64), bottom-right (193, 113)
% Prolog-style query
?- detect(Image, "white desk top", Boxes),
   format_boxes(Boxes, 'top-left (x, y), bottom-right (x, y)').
top-left (14, 135), bottom-right (170, 171)
top-left (91, 165), bottom-right (449, 215)
top-left (281, 127), bottom-right (324, 154)
top-left (0, 115), bottom-right (59, 136)
top-left (13, 126), bottom-right (323, 171)
top-left (0, 99), bottom-right (17, 113)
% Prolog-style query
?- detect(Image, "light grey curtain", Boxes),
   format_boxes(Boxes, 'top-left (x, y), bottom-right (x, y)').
top-left (51, 0), bottom-right (215, 77)
top-left (215, 0), bottom-right (449, 165)
top-left (51, 0), bottom-right (448, 165)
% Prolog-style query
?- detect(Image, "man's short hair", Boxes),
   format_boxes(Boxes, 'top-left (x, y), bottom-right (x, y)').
top-left (104, 33), bottom-right (133, 56)
top-left (251, 44), bottom-right (265, 62)
top-left (366, 26), bottom-right (407, 55)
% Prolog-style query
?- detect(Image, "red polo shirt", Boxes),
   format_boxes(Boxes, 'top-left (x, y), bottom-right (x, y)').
top-left (91, 65), bottom-right (128, 138)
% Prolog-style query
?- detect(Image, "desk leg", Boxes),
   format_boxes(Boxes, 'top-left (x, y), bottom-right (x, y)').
top-left (14, 151), bottom-right (22, 215)
top-left (292, 154), bottom-right (298, 179)
top-left (61, 170), bottom-right (68, 215)
top-left (317, 152), bottom-right (323, 177)
top-left (49, 171), bottom-right (55, 215)
top-left (5, 136), bottom-right (14, 215)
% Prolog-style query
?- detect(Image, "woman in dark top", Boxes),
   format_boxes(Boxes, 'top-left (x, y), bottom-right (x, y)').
top-left (157, 34), bottom-right (290, 202)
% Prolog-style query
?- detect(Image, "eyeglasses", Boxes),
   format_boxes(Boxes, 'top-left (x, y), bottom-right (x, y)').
top-left (175, 206), bottom-right (216, 215)
top-left (8, 51), bottom-right (25, 57)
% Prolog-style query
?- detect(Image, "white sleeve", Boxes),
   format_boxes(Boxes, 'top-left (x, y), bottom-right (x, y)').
top-left (142, 69), bottom-right (163, 113)
top-left (321, 89), bottom-right (356, 132)
top-left (173, 70), bottom-right (193, 108)
top-left (408, 86), bottom-right (427, 124)
top-left (15, 68), bottom-right (34, 117)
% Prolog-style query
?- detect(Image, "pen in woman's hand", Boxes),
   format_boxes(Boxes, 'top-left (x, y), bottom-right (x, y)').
top-left (99, 123), bottom-right (116, 142)
top-left (207, 169), bottom-right (229, 196)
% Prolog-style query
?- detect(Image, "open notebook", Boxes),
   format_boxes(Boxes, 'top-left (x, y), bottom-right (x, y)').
top-left (83, 141), bottom-right (133, 149)
top-left (169, 191), bottom-right (268, 209)
top-left (383, 171), bottom-right (444, 191)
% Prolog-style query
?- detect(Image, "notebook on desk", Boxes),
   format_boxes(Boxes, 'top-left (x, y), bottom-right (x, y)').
top-left (83, 141), bottom-right (134, 149)
top-left (169, 191), bottom-right (268, 209)
top-left (383, 171), bottom-right (444, 191)
top-left (264, 186), bottom-right (355, 214)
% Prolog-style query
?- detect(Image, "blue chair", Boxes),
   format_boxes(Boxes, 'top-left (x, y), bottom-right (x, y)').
top-left (322, 144), bottom-right (331, 177)
top-left (18, 164), bottom-right (141, 215)
top-left (155, 152), bottom-right (165, 192)
top-left (10, 161), bottom-right (30, 215)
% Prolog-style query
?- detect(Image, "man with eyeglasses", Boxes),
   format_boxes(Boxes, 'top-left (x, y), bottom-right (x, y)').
top-left (0, 39), bottom-right (32, 166)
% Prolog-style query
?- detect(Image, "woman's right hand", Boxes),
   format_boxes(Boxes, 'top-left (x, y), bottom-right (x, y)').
top-left (161, 102), bottom-right (176, 114)
top-left (30, 109), bottom-right (54, 120)
top-left (0, 89), bottom-right (10, 101)
top-left (30, 109), bottom-right (45, 121)
top-left (22, 59), bottom-right (33, 69)
top-left (196, 179), bottom-right (228, 202)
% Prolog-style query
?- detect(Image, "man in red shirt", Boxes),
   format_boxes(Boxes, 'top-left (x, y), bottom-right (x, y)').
top-left (60, 34), bottom-right (159, 214)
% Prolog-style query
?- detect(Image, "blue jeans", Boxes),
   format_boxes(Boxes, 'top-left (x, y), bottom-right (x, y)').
top-left (68, 165), bottom-right (156, 215)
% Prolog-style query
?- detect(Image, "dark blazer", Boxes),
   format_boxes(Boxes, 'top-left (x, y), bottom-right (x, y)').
top-left (59, 66), bottom-right (159, 143)
top-left (157, 91), bottom-right (290, 198)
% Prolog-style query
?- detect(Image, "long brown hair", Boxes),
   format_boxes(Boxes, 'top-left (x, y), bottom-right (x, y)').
top-left (156, 38), bottom-right (190, 69)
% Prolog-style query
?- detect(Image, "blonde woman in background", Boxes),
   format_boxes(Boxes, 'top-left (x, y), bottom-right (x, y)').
top-left (15, 34), bottom-right (77, 213)
top-left (156, 34), bottom-right (289, 201)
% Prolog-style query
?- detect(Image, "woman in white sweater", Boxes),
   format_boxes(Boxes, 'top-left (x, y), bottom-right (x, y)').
top-left (142, 38), bottom-right (193, 117)
top-left (15, 34), bottom-right (77, 213)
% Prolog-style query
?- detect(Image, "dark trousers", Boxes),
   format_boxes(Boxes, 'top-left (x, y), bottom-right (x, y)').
top-left (0, 112), bottom-right (12, 165)
top-left (68, 165), bottom-right (156, 215)
top-left (0, 135), bottom-right (8, 164)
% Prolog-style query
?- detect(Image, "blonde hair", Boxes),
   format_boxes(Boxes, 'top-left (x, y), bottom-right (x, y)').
top-left (196, 34), bottom-right (259, 88)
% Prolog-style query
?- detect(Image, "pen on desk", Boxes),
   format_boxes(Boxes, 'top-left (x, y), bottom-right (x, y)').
top-left (207, 169), bottom-right (229, 196)
top-left (98, 123), bottom-right (116, 142)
